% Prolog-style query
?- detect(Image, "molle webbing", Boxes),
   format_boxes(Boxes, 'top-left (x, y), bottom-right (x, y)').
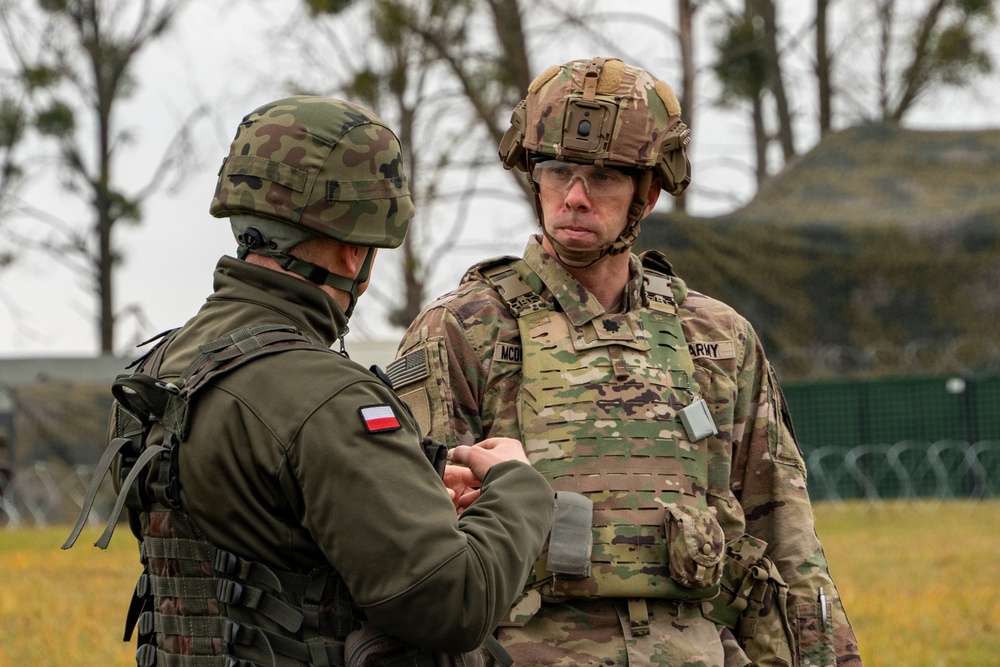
top-left (482, 258), bottom-right (718, 601)
top-left (480, 261), bottom-right (547, 317)
top-left (129, 508), bottom-right (356, 667)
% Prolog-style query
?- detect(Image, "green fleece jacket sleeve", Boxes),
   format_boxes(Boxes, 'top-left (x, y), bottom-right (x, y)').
top-left (290, 378), bottom-right (554, 653)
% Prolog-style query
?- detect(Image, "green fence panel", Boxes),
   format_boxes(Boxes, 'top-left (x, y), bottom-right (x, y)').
top-left (784, 374), bottom-right (1000, 500)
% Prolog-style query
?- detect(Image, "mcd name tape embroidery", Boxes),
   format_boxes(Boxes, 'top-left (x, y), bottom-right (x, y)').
top-left (359, 404), bottom-right (402, 433)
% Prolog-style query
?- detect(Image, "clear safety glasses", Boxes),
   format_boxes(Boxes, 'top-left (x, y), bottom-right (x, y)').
top-left (531, 161), bottom-right (636, 198)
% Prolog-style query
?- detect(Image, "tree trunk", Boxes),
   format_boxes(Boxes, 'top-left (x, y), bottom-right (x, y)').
top-left (753, 0), bottom-right (795, 159)
top-left (486, 0), bottom-right (531, 95)
top-left (877, 0), bottom-right (895, 119)
top-left (816, 0), bottom-right (832, 135)
top-left (890, 0), bottom-right (948, 122)
top-left (674, 0), bottom-right (697, 213)
top-left (392, 89), bottom-right (425, 329)
top-left (752, 92), bottom-right (768, 185)
top-left (4, 0), bottom-right (184, 354)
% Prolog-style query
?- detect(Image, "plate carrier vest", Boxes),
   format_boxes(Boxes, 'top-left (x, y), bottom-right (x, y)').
top-left (471, 252), bottom-right (797, 660)
top-left (474, 253), bottom-right (726, 602)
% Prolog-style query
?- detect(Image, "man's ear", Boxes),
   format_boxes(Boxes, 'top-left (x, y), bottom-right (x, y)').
top-left (338, 243), bottom-right (366, 278)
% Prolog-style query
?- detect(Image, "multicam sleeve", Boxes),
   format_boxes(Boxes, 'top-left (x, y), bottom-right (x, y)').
top-left (393, 306), bottom-right (481, 448)
top-left (393, 284), bottom-right (521, 448)
top-left (732, 329), bottom-right (863, 667)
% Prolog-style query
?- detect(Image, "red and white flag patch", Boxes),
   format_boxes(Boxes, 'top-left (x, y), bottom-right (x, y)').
top-left (359, 404), bottom-right (402, 433)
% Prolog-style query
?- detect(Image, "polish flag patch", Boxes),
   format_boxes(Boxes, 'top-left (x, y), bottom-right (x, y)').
top-left (359, 404), bottom-right (402, 433)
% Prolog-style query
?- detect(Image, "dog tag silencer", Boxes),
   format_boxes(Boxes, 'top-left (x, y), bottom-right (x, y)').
top-left (679, 398), bottom-right (717, 441)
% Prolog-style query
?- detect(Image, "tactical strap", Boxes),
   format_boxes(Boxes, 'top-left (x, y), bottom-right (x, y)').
top-left (216, 578), bottom-right (305, 632)
top-left (702, 534), bottom-right (773, 636)
top-left (224, 620), bottom-right (344, 666)
top-left (627, 598), bottom-right (650, 637)
top-left (479, 262), bottom-right (546, 317)
top-left (482, 635), bottom-right (514, 667)
top-left (136, 644), bottom-right (263, 667)
top-left (143, 537), bottom-right (338, 606)
top-left (136, 613), bottom-right (346, 667)
top-left (96, 444), bottom-right (166, 549)
top-left (546, 491), bottom-right (593, 577)
top-left (173, 324), bottom-right (327, 437)
top-left (61, 437), bottom-right (136, 550)
top-left (65, 322), bottom-right (363, 667)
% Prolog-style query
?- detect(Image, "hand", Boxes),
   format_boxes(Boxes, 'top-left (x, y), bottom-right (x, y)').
top-left (445, 437), bottom-right (529, 513)
top-left (443, 465), bottom-right (481, 514)
top-left (447, 437), bottom-right (529, 480)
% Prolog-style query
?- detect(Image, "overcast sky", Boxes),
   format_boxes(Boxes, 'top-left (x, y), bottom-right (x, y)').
top-left (1, 0), bottom-right (997, 359)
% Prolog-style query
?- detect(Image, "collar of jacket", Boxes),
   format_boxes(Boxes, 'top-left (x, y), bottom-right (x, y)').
top-left (207, 255), bottom-right (349, 348)
top-left (522, 235), bottom-right (644, 328)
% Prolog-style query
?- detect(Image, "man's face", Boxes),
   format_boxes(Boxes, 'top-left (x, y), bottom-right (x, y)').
top-left (532, 161), bottom-right (636, 254)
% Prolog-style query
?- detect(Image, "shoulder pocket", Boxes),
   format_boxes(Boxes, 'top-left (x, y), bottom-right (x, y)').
top-left (767, 364), bottom-right (805, 470)
top-left (390, 337), bottom-right (452, 445)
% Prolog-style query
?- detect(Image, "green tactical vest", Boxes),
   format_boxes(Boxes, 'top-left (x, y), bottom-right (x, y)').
top-left (477, 257), bottom-right (725, 602)
top-left (64, 325), bottom-right (367, 667)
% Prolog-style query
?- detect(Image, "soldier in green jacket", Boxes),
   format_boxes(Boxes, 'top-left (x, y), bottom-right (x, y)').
top-left (392, 58), bottom-right (862, 666)
top-left (66, 96), bottom-right (555, 667)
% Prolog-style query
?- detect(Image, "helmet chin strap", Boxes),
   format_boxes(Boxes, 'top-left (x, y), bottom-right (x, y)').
top-left (274, 248), bottom-right (374, 320)
top-left (234, 222), bottom-right (374, 320)
top-left (535, 170), bottom-right (653, 268)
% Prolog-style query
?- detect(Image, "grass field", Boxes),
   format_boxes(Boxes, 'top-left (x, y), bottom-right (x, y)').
top-left (2, 501), bottom-right (999, 666)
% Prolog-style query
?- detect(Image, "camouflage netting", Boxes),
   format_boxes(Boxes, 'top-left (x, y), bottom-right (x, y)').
top-left (9, 382), bottom-right (111, 466)
top-left (1, 382), bottom-right (114, 524)
top-left (638, 123), bottom-right (1000, 372)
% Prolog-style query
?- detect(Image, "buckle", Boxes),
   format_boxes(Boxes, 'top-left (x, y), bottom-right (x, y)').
top-left (137, 611), bottom-right (154, 636)
top-left (136, 643), bottom-right (157, 667)
top-left (223, 619), bottom-right (248, 645)
top-left (135, 573), bottom-right (150, 598)
top-left (214, 548), bottom-right (238, 575)
top-left (216, 578), bottom-right (243, 605)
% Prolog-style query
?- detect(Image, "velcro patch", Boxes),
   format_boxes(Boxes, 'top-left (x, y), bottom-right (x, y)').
top-left (359, 404), bottom-right (402, 433)
top-left (493, 342), bottom-right (522, 364)
top-left (687, 340), bottom-right (736, 360)
top-left (385, 349), bottom-right (428, 389)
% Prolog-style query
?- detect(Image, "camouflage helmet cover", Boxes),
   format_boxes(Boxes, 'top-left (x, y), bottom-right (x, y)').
top-left (499, 58), bottom-right (691, 196)
top-left (210, 96), bottom-right (414, 248)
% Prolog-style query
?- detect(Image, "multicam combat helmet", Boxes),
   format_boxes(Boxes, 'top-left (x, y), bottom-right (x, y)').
top-left (210, 96), bottom-right (415, 317)
top-left (498, 57), bottom-right (691, 266)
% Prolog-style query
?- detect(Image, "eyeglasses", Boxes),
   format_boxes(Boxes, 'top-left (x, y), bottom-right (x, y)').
top-left (531, 161), bottom-right (635, 198)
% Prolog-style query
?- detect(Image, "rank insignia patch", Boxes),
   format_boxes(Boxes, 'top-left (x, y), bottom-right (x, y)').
top-left (359, 404), bottom-right (402, 433)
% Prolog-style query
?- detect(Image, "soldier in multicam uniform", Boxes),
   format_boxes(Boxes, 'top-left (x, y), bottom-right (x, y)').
top-left (64, 96), bottom-right (555, 667)
top-left (392, 59), bottom-right (863, 666)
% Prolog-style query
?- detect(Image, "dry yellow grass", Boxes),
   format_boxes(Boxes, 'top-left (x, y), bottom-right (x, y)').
top-left (0, 526), bottom-right (140, 666)
top-left (1, 501), bottom-right (998, 666)
top-left (815, 500), bottom-right (1000, 667)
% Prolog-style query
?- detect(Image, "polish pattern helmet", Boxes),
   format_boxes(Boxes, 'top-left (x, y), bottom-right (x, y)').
top-left (210, 96), bottom-right (413, 249)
